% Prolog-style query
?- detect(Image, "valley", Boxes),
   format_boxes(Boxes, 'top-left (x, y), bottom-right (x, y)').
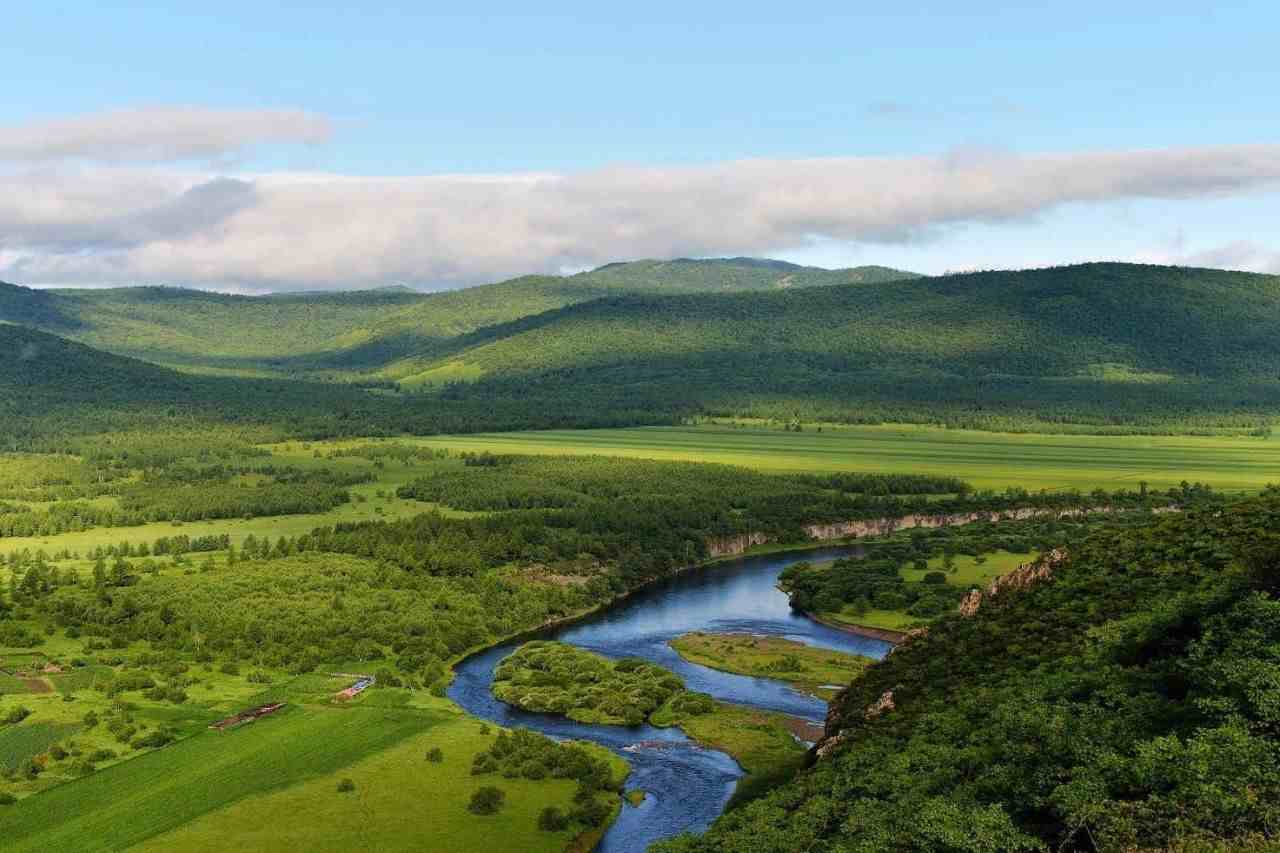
top-left (2, 259), bottom-right (1279, 852)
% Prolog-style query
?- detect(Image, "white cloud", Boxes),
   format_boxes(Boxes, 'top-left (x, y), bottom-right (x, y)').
top-left (4, 141), bottom-right (1280, 289)
top-left (1168, 240), bottom-right (1280, 274)
top-left (0, 106), bottom-right (331, 163)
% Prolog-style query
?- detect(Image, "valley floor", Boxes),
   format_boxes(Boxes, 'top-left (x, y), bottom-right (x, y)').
top-left (401, 422), bottom-right (1280, 491)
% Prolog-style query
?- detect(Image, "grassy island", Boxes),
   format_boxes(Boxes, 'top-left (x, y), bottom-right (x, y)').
top-left (669, 632), bottom-right (872, 699)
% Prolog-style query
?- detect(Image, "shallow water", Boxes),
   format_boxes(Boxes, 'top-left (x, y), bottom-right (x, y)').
top-left (449, 546), bottom-right (891, 852)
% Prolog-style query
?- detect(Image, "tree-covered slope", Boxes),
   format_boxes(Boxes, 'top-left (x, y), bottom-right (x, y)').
top-left (657, 494), bottom-right (1280, 852)
top-left (0, 260), bottom-right (916, 378)
top-left (411, 263), bottom-right (1280, 430)
top-left (421, 264), bottom-right (1280, 380)
top-left (575, 257), bottom-right (919, 293)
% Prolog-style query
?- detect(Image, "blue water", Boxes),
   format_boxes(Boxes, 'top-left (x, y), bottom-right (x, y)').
top-left (449, 546), bottom-right (889, 851)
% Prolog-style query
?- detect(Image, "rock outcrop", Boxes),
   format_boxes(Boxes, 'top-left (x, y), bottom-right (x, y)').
top-left (864, 689), bottom-right (896, 720)
top-left (705, 531), bottom-right (771, 558)
top-left (705, 505), bottom-right (1174, 561)
top-left (958, 547), bottom-right (1069, 618)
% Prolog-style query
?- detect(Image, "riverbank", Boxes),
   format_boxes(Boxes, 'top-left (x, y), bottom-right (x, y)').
top-left (802, 611), bottom-right (910, 644)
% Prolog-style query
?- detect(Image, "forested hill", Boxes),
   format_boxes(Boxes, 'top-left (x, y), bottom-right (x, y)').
top-left (573, 257), bottom-right (919, 292)
top-left (403, 263), bottom-right (1280, 430)
top-left (413, 263), bottom-right (1280, 380)
top-left (0, 259), bottom-right (916, 378)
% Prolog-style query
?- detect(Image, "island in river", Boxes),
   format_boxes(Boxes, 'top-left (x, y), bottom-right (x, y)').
top-left (668, 632), bottom-right (873, 700)
top-left (491, 641), bottom-right (811, 804)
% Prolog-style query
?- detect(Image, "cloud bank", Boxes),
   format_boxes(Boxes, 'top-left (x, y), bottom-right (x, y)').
top-left (3, 113), bottom-right (1280, 289)
top-left (0, 106), bottom-right (331, 163)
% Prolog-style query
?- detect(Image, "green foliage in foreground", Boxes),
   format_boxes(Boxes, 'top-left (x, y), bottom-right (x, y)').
top-left (492, 641), bottom-right (686, 726)
top-left (657, 492), bottom-right (1280, 853)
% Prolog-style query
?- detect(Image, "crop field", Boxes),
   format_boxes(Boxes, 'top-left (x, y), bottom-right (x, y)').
top-left (1, 702), bottom-right (443, 852)
top-left (134, 709), bottom-right (628, 853)
top-left (407, 423), bottom-right (1280, 492)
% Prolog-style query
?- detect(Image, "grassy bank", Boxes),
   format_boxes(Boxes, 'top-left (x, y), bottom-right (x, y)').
top-left (669, 633), bottom-right (872, 699)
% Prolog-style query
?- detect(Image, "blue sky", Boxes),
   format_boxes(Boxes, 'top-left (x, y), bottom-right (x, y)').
top-left (3, 2), bottom-right (1279, 289)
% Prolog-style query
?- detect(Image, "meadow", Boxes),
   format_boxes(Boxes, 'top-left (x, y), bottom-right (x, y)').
top-left (0, 675), bottom-right (626, 853)
top-left (409, 422), bottom-right (1280, 491)
top-left (132, 704), bottom-right (628, 853)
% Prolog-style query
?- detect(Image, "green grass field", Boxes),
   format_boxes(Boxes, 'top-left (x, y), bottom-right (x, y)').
top-left (133, 708), bottom-right (627, 853)
top-left (403, 423), bottom-right (1280, 491)
top-left (1, 687), bottom-right (624, 853)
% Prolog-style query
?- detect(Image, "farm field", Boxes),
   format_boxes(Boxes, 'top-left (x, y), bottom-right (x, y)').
top-left (1, 682), bottom-right (625, 853)
top-left (404, 423), bottom-right (1280, 492)
top-left (133, 704), bottom-right (627, 853)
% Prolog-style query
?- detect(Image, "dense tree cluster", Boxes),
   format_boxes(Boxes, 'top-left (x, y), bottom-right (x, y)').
top-left (492, 641), bottom-right (685, 726)
top-left (472, 727), bottom-right (620, 828)
top-left (0, 465), bottom-right (370, 538)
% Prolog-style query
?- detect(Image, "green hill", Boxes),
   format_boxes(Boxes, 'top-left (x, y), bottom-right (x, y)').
top-left (406, 263), bottom-right (1280, 430)
top-left (1, 260), bottom-right (916, 378)
top-left (7, 262), bottom-right (1280, 435)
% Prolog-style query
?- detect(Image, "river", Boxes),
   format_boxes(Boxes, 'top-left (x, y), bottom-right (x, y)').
top-left (448, 545), bottom-right (892, 852)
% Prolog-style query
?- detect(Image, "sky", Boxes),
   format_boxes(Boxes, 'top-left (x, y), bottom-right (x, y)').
top-left (3, 1), bottom-right (1279, 292)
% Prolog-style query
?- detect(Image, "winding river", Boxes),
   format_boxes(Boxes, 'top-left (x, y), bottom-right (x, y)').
top-left (449, 546), bottom-right (892, 852)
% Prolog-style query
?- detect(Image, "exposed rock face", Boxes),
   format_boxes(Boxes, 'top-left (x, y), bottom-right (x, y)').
top-left (958, 547), bottom-right (1069, 618)
top-left (958, 588), bottom-right (983, 618)
top-left (815, 688), bottom-right (897, 759)
top-left (814, 730), bottom-right (849, 760)
top-left (705, 531), bottom-right (771, 558)
top-left (864, 689), bottom-right (896, 720)
top-left (705, 505), bottom-right (1174, 560)
top-left (803, 507), bottom-right (1114, 542)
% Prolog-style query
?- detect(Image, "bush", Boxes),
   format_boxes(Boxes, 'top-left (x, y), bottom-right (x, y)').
top-left (0, 792), bottom-right (15, 805)
top-left (538, 806), bottom-right (570, 831)
top-left (425, 747), bottom-right (443, 762)
top-left (468, 786), bottom-right (505, 814)
top-left (922, 571), bottom-right (948, 585)
top-left (3, 706), bottom-right (31, 725)
top-left (336, 778), bottom-right (355, 793)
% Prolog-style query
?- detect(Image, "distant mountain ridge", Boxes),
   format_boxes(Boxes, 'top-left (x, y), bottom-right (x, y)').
top-left (0, 259), bottom-right (918, 377)
top-left (5, 261), bottom-right (1280, 436)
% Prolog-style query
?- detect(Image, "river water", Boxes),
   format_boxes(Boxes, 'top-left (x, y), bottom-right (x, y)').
top-left (448, 546), bottom-right (891, 852)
